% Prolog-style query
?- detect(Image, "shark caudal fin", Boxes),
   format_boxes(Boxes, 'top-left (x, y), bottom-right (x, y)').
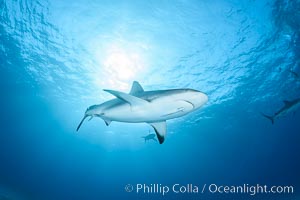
top-left (76, 115), bottom-right (88, 131)
top-left (260, 112), bottom-right (274, 124)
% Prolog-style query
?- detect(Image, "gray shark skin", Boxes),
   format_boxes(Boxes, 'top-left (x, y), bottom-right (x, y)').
top-left (77, 81), bottom-right (208, 144)
top-left (142, 133), bottom-right (157, 143)
top-left (261, 98), bottom-right (300, 124)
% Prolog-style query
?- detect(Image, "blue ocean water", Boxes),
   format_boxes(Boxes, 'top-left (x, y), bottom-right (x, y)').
top-left (1, 0), bottom-right (300, 199)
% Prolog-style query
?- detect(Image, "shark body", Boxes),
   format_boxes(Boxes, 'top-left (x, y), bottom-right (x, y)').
top-left (261, 98), bottom-right (300, 124)
top-left (76, 81), bottom-right (208, 144)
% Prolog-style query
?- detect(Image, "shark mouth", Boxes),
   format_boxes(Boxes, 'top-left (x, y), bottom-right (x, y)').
top-left (182, 100), bottom-right (195, 108)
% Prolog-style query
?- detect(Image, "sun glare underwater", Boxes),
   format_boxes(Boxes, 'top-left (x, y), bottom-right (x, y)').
top-left (1, 0), bottom-right (300, 200)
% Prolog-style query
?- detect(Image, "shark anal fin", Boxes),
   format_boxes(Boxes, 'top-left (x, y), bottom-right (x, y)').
top-left (149, 121), bottom-right (167, 144)
top-left (129, 81), bottom-right (144, 95)
top-left (103, 89), bottom-right (148, 107)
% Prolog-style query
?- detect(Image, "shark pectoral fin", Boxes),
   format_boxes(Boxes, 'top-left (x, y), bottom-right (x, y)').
top-left (103, 119), bottom-right (111, 126)
top-left (149, 121), bottom-right (167, 144)
top-left (103, 89), bottom-right (149, 106)
top-left (129, 81), bottom-right (144, 95)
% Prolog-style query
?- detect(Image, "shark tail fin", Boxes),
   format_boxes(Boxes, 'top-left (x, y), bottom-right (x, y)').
top-left (76, 115), bottom-right (88, 131)
top-left (260, 112), bottom-right (274, 124)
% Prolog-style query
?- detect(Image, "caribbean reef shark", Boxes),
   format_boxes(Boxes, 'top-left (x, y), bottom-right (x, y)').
top-left (261, 98), bottom-right (300, 124)
top-left (76, 81), bottom-right (208, 144)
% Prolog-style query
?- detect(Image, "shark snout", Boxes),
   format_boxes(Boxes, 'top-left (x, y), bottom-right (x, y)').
top-left (188, 90), bottom-right (208, 108)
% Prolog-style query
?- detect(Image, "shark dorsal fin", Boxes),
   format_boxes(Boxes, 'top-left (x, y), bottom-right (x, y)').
top-left (103, 89), bottom-right (148, 106)
top-left (283, 100), bottom-right (293, 106)
top-left (149, 121), bottom-right (166, 144)
top-left (129, 81), bottom-right (144, 95)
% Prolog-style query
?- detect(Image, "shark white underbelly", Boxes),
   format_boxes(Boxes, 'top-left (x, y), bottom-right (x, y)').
top-left (101, 97), bottom-right (195, 123)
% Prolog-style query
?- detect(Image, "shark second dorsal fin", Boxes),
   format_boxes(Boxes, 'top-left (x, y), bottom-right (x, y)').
top-left (103, 89), bottom-right (148, 106)
top-left (129, 81), bottom-right (144, 95)
top-left (149, 121), bottom-right (166, 144)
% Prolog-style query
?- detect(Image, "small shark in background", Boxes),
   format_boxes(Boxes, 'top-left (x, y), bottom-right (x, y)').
top-left (261, 98), bottom-right (300, 124)
top-left (142, 131), bottom-right (157, 143)
top-left (77, 81), bottom-right (208, 144)
top-left (288, 69), bottom-right (299, 79)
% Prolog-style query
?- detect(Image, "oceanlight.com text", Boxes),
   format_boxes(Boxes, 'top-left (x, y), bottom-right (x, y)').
top-left (124, 183), bottom-right (294, 196)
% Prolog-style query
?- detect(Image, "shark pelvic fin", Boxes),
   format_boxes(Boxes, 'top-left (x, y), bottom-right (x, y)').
top-left (103, 89), bottom-right (149, 106)
top-left (129, 81), bottom-right (144, 95)
top-left (149, 121), bottom-right (167, 144)
top-left (103, 119), bottom-right (111, 126)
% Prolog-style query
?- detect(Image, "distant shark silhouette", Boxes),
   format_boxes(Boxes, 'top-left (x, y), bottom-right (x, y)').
top-left (76, 81), bottom-right (208, 144)
top-left (142, 131), bottom-right (157, 143)
top-left (261, 98), bottom-right (300, 124)
top-left (289, 69), bottom-right (299, 79)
